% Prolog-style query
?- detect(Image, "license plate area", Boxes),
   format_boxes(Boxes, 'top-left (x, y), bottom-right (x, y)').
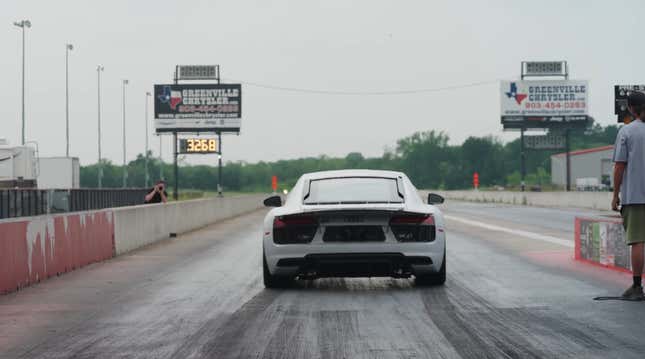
top-left (322, 225), bottom-right (385, 242)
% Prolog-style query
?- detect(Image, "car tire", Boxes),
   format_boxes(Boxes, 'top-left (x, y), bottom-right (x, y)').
top-left (415, 251), bottom-right (446, 287)
top-left (263, 253), bottom-right (291, 288)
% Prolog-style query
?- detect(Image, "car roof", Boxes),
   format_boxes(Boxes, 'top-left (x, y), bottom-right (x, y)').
top-left (302, 169), bottom-right (406, 180)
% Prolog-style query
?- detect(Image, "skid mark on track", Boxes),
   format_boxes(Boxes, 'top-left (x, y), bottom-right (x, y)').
top-left (191, 279), bottom-right (455, 359)
top-left (258, 307), bottom-right (314, 359)
top-left (315, 310), bottom-right (363, 359)
top-left (194, 289), bottom-right (283, 358)
top-left (421, 276), bottom-right (626, 359)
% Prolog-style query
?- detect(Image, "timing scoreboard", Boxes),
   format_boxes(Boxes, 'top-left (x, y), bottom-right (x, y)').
top-left (521, 61), bottom-right (568, 77)
top-left (615, 85), bottom-right (645, 123)
top-left (178, 138), bottom-right (219, 154)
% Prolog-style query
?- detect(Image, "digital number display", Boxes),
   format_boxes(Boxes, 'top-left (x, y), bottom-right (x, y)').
top-left (179, 138), bottom-right (218, 154)
top-left (178, 65), bottom-right (219, 80)
top-left (523, 61), bottom-right (565, 76)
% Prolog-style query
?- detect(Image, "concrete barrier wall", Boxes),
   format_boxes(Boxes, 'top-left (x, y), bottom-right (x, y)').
top-left (426, 190), bottom-right (612, 211)
top-left (0, 194), bottom-right (267, 294)
top-left (0, 210), bottom-right (114, 295)
top-left (575, 216), bottom-right (629, 272)
top-left (112, 194), bottom-right (266, 255)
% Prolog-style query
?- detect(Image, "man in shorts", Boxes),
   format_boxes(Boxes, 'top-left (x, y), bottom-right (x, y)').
top-left (613, 91), bottom-right (645, 300)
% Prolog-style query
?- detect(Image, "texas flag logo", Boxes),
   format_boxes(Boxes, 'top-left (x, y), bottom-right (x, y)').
top-left (505, 82), bottom-right (527, 105)
top-left (158, 86), bottom-right (183, 110)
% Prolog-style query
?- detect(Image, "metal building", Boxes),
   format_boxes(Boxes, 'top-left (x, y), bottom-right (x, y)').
top-left (550, 145), bottom-right (614, 190)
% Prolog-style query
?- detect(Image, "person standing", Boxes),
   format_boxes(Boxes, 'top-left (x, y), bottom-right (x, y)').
top-left (144, 180), bottom-right (168, 204)
top-left (613, 91), bottom-right (645, 300)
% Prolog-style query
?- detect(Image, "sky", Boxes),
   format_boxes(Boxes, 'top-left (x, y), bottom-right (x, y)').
top-left (1, 0), bottom-right (643, 166)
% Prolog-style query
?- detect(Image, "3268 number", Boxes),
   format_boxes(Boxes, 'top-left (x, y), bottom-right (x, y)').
top-left (186, 139), bottom-right (217, 152)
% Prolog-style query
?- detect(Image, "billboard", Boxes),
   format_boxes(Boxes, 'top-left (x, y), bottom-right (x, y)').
top-left (614, 85), bottom-right (645, 123)
top-left (154, 84), bottom-right (241, 133)
top-left (501, 80), bottom-right (589, 129)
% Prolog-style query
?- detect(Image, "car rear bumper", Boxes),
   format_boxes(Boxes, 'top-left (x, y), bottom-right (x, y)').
top-left (276, 252), bottom-right (434, 278)
top-left (264, 239), bottom-right (445, 278)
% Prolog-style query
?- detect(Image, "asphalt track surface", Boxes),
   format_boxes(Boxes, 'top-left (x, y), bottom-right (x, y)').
top-left (2, 201), bottom-right (645, 358)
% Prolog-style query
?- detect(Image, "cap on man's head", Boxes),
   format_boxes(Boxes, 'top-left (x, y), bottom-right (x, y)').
top-left (628, 91), bottom-right (645, 107)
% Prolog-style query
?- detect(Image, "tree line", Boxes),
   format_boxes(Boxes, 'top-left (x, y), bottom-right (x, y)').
top-left (80, 124), bottom-right (619, 192)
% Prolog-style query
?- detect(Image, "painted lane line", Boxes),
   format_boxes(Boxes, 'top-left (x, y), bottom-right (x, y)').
top-left (444, 215), bottom-right (574, 248)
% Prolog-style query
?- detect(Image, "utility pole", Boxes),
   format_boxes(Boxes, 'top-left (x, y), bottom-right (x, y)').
top-left (145, 92), bottom-right (151, 187)
top-left (65, 44), bottom-right (73, 157)
top-left (97, 65), bottom-right (104, 188)
top-left (14, 20), bottom-right (31, 145)
top-left (122, 79), bottom-right (129, 188)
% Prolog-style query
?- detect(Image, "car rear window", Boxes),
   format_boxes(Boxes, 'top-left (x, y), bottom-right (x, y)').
top-left (303, 177), bottom-right (404, 204)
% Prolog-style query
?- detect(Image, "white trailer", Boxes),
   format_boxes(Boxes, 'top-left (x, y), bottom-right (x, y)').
top-left (38, 157), bottom-right (80, 189)
top-left (0, 145), bottom-right (38, 182)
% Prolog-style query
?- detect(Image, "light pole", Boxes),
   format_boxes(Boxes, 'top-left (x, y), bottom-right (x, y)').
top-left (65, 43), bottom-right (73, 157)
top-left (97, 65), bottom-right (104, 188)
top-left (122, 79), bottom-right (129, 188)
top-left (13, 19), bottom-right (31, 145)
top-left (145, 92), bottom-right (151, 187)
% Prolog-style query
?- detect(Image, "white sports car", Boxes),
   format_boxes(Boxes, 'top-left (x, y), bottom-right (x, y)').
top-left (262, 169), bottom-right (446, 288)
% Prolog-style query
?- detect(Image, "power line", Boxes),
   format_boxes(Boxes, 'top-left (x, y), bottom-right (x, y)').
top-left (222, 78), bottom-right (499, 96)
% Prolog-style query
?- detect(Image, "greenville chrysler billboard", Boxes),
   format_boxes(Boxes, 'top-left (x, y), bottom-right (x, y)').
top-left (154, 84), bottom-right (241, 133)
top-left (500, 80), bottom-right (589, 129)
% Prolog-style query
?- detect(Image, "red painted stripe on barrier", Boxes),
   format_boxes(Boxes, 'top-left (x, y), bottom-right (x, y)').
top-left (576, 257), bottom-right (634, 275)
top-left (0, 221), bottom-right (28, 295)
top-left (0, 211), bottom-right (114, 295)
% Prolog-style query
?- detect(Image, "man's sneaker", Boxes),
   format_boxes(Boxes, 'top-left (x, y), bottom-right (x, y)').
top-left (622, 285), bottom-right (644, 300)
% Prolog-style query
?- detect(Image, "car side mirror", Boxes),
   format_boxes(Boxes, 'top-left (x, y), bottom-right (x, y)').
top-left (263, 195), bottom-right (282, 207)
top-left (427, 193), bottom-right (445, 205)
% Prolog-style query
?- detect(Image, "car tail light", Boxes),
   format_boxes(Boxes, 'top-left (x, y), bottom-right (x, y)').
top-left (389, 214), bottom-right (436, 242)
top-left (273, 215), bottom-right (318, 244)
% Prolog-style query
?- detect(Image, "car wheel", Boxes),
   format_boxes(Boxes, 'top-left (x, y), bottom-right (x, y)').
top-left (263, 253), bottom-right (291, 288)
top-left (415, 251), bottom-right (446, 287)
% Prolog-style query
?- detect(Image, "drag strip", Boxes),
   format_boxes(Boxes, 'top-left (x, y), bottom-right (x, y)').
top-left (2, 204), bottom-right (645, 358)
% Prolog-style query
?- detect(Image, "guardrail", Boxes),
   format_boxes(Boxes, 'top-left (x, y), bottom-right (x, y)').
top-left (0, 188), bottom-right (148, 219)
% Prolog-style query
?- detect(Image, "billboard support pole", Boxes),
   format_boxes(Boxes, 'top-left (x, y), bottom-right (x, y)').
top-left (218, 131), bottom-right (222, 197)
top-left (172, 70), bottom-right (179, 201)
top-left (513, 61), bottom-right (574, 192)
top-left (565, 129), bottom-right (571, 191)
top-left (173, 131), bottom-right (178, 200)
top-left (520, 128), bottom-right (526, 192)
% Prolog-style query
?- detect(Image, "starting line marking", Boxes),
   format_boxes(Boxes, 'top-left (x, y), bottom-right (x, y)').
top-left (444, 215), bottom-right (574, 248)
